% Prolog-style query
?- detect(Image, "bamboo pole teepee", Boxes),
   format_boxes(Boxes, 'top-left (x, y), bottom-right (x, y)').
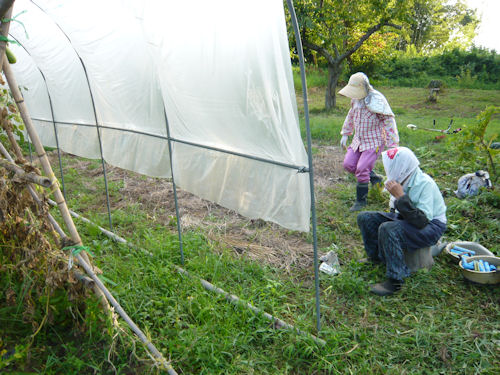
top-left (0, 9), bottom-right (178, 371)
top-left (1, 59), bottom-right (179, 374)
top-left (2, 61), bottom-right (93, 259)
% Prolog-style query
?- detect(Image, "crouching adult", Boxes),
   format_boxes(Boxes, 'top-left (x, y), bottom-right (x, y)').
top-left (357, 147), bottom-right (447, 296)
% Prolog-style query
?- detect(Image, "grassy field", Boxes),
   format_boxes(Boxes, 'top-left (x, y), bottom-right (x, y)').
top-left (1, 81), bottom-right (499, 374)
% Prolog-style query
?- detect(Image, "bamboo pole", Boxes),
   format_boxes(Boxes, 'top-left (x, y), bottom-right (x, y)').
top-left (176, 266), bottom-right (326, 346)
top-left (201, 270), bottom-right (325, 345)
top-left (47, 198), bottom-right (128, 245)
top-left (0, 4), bottom-right (12, 70)
top-left (0, 158), bottom-right (52, 187)
top-left (0, 0), bottom-right (14, 20)
top-left (2, 61), bottom-right (87, 255)
top-left (75, 253), bottom-right (178, 374)
top-left (59, 204), bottom-right (326, 346)
top-left (1, 120), bottom-right (25, 162)
top-left (0, 139), bottom-right (179, 372)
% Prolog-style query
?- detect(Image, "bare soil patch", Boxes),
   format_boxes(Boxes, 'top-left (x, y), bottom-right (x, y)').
top-left (45, 146), bottom-right (347, 271)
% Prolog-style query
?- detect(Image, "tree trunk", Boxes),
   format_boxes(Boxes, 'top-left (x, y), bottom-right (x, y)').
top-left (325, 64), bottom-right (341, 110)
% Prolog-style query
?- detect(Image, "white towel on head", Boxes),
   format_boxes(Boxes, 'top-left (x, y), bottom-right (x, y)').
top-left (355, 73), bottom-right (394, 116)
top-left (364, 89), bottom-right (394, 116)
top-left (382, 147), bottom-right (420, 187)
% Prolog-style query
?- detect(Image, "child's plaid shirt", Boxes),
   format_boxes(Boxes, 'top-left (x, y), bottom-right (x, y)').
top-left (341, 99), bottom-right (399, 152)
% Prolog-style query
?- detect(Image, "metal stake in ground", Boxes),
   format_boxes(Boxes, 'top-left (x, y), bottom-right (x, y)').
top-left (163, 108), bottom-right (185, 265)
top-left (29, 1), bottom-right (114, 231)
top-left (8, 32), bottom-right (68, 198)
top-left (286, 0), bottom-right (322, 333)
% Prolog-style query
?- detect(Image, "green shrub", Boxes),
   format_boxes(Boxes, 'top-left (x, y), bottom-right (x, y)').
top-left (361, 47), bottom-right (500, 90)
top-left (453, 105), bottom-right (499, 181)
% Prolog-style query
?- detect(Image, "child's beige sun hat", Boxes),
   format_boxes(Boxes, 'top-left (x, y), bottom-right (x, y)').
top-left (338, 72), bottom-right (369, 99)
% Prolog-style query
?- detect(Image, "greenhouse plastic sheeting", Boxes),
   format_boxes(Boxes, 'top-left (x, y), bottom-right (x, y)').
top-left (7, 0), bottom-right (311, 231)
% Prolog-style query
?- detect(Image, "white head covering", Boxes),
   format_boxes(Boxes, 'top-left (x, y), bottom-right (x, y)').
top-left (365, 88), bottom-right (394, 116)
top-left (339, 72), bottom-right (394, 116)
top-left (382, 147), bottom-right (420, 186)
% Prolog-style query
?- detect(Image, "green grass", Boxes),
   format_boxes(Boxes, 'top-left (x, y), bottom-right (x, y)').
top-left (298, 85), bottom-right (500, 145)
top-left (1, 80), bottom-right (499, 374)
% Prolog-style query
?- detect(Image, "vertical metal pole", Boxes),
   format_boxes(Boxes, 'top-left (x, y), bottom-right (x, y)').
top-left (29, 1), bottom-right (112, 230)
top-left (9, 33), bottom-right (66, 198)
top-left (47, 106), bottom-right (66, 199)
top-left (78, 59), bottom-right (113, 231)
top-left (50, 110), bottom-right (66, 200)
top-left (285, 0), bottom-right (321, 332)
top-left (163, 109), bottom-right (185, 265)
top-left (38, 69), bottom-right (66, 199)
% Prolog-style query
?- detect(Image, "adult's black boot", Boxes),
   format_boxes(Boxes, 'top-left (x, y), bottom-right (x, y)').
top-left (350, 182), bottom-right (369, 212)
top-left (370, 170), bottom-right (383, 186)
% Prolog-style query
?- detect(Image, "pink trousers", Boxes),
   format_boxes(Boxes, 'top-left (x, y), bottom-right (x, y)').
top-left (343, 146), bottom-right (383, 183)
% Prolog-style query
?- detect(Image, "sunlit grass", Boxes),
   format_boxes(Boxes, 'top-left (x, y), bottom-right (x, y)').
top-left (1, 75), bottom-right (499, 374)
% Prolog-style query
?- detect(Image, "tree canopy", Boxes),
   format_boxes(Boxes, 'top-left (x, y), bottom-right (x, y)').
top-left (289, 0), bottom-right (479, 109)
top-left (404, 0), bottom-right (479, 53)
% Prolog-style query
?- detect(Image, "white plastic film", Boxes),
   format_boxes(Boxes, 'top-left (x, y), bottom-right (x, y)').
top-left (142, 0), bottom-right (310, 230)
top-left (7, 0), bottom-right (311, 231)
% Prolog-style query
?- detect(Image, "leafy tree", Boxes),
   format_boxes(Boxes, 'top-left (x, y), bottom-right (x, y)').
top-left (402, 0), bottom-right (479, 53)
top-left (290, 0), bottom-right (410, 109)
top-left (288, 0), bottom-right (479, 109)
top-left (347, 30), bottom-right (399, 77)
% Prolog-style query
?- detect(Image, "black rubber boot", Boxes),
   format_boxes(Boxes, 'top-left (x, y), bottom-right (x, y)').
top-left (370, 170), bottom-right (383, 186)
top-left (370, 278), bottom-right (403, 296)
top-left (350, 183), bottom-right (369, 212)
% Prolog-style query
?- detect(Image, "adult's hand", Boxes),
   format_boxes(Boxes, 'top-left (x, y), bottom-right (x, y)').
top-left (385, 180), bottom-right (404, 198)
top-left (340, 135), bottom-right (348, 149)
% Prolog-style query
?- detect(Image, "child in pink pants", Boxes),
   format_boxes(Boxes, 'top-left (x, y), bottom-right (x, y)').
top-left (338, 73), bottom-right (399, 211)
